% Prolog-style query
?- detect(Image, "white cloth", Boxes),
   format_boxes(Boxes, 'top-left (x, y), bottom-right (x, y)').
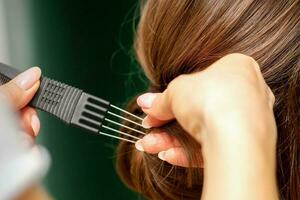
top-left (0, 94), bottom-right (50, 200)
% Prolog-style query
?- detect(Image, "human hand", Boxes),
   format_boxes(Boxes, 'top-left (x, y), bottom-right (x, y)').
top-left (135, 53), bottom-right (276, 167)
top-left (0, 67), bottom-right (41, 137)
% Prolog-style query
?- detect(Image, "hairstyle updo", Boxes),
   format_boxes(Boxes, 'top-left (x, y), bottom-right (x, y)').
top-left (116, 1), bottom-right (300, 199)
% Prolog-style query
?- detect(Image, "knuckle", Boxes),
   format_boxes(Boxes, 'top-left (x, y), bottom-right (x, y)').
top-left (166, 74), bottom-right (188, 111)
top-left (225, 53), bottom-right (254, 62)
top-left (167, 74), bottom-right (187, 93)
top-left (268, 87), bottom-right (276, 105)
top-left (165, 80), bottom-right (176, 103)
top-left (225, 53), bottom-right (259, 68)
top-left (224, 53), bottom-right (262, 78)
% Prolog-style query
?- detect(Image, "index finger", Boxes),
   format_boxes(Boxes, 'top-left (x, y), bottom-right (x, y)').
top-left (137, 92), bottom-right (175, 128)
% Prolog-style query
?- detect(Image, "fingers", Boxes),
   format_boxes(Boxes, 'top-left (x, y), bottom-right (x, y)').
top-left (0, 67), bottom-right (41, 109)
top-left (0, 67), bottom-right (41, 138)
top-left (136, 92), bottom-right (190, 167)
top-left (134, 132), bottom-right (188, 166)
top-left (135, 132), bottom-right (181, 154)
top-left (20, 107), bottom-right (40, 137)
top-left (136, 90), bottom-right (202, 167)
top-left (137, 92), bottom-right (174, 128)
top-left (158, 147), bottom-right (190, 167)
top-left (135, 132), bottom-right (203, 167)
top-left (142, 115), bottom-right (168, 128)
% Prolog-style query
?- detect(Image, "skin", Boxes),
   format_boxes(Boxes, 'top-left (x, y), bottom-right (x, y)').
top-left (15, 185), bottom-right (53, 200)
top-left (0, 55), bottom-right (278, 199)
top-left (135, 54), bottom-right (278, 200)
top-left (0, 67), bottom-right (48, 200)
top-left (0, 67), bottom-right (41, 137)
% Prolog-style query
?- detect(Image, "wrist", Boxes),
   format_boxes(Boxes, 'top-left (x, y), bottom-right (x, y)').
top-left (202, 105), bottom-right (277, 145)
top-left (201, 111), bottom-right (278, 182)
top-left (200, 112), bottom-right (278, 200)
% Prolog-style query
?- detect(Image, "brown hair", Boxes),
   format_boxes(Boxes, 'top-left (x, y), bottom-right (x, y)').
top-left (116, 0), bottom-right (300, 199)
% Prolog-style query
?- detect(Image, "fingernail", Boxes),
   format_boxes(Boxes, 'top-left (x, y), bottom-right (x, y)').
top-left (137, 93), bottom-right (156, 109)
top-left (15, 67), bottom-right (41, 90)
top-left (142, 116), bottom-right (152, 129)
top-left (143, 134), bottom-right (157, 146)
top-left (31, 114), bottom-right (40, 136)
top-left (158, 151), bottom-right (166, 161)
top-left (135, 140), bottom-right (144, 152)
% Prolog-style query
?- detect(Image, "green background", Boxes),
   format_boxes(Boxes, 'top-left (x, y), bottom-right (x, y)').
top-left (4, 0), bottom-right (147, 199)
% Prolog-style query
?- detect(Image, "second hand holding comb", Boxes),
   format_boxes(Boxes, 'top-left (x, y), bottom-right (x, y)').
top-left (0, 63), bottom-right (146, 143)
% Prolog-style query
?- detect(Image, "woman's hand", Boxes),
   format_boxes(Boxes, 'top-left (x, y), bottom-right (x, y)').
top-left (135, 53), bottom-right (278, 199)
top-left (136, 53), bottom-right (276, 165)
top-left (0, 67), bottom-right (41, 137)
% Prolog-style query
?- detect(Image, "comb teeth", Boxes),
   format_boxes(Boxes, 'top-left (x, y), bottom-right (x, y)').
top-left (71, 92), bottom-right (147, 142)
top-left (71, 93), bottom-right (110, 133)
top-left (0, 63), bottom-right (147, 143)
top-left (35, 78), bottom-right (146, 142)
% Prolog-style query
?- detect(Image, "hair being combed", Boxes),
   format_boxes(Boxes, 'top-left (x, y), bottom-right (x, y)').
top-left (116, 1), bottom-right (300, 199)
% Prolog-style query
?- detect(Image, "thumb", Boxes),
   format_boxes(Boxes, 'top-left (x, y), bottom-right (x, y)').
top-left (0, 67), bottom-right (41, 109)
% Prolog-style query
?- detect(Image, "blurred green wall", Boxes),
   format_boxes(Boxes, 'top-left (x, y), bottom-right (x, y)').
top-left (4, 0), bottom-right (147, 199)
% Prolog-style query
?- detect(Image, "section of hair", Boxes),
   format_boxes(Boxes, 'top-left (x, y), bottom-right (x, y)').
top-left (117, 0), bottom-right (300, 199)
top-left (117, 98), bottom-right (203, 199)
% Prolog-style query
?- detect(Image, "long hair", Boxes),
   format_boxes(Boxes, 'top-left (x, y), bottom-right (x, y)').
top-left (116, 1), bottom-right (300, 199)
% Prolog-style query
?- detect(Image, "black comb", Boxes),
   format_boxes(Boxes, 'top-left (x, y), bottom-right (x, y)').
top-left (0, 63), bottom-right (146, 143)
